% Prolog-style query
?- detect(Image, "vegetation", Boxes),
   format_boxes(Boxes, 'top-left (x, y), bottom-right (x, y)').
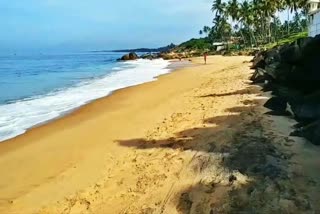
top-left (176, 38), bottom-right (212, 52)
top-left (200, 0), bottom-right (308, 49)
top-left (265, 31), bottom-right (308, 49)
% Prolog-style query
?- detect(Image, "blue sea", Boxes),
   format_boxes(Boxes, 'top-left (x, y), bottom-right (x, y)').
top-left (0, 52), bottom-right (171, 141)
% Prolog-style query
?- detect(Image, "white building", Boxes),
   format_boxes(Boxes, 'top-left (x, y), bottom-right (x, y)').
top-left (308, 0), bottom-right (320, 37)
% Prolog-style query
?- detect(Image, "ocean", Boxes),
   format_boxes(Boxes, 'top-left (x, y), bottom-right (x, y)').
top-left (0, 52), bottom-right (171, 142)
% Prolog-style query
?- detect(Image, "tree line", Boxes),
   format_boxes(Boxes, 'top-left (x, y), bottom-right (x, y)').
top-left (199, 0), bottom-right (309, 47)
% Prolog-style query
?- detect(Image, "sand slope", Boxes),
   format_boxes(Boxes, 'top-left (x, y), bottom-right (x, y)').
top-left (1, 56), bottom-right (320, 214)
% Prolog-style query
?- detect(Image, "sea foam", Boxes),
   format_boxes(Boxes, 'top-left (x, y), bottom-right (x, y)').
top-left (0, 59), bottom-right (171, 142)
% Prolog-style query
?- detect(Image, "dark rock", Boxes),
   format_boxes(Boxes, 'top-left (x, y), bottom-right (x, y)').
top-left (265, 48), bottom-right (281, 65)
top-left (290, 103), bottom-right (320, 121)
top-left (251, 53), bottom-right (266, 69)
top-left (290, 120), bottom-right (320, 145)
top-left (118, 52), bottom-right (139, 61)
top-left (250, 68), bottom-right (272, 84)
top-left (292, 121), bottom-right (313, 129)
top-left (140, 53), bottom-right (160, 60)
top-left (249, 35), bottom-right (320, 145)
top-left (264, 97), bottom-right (288, 113)
top-left (280, 37), bottom-right (313, 65)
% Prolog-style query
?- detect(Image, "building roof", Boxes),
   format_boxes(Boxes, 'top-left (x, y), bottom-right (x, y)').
top-left (212, 42), bottom-right (225, 46)
top-left (309, 8), bottom-right (320, 15)
top-left (308, 0), bottom-right (320, 3)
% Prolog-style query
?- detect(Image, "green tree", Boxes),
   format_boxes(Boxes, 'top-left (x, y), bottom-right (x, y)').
top-left (200, 0), bottom-right (308, 50)
top-left (203, 26), bottom-right (211, 37)
top-left (212, 0), bottom-right (226, 16)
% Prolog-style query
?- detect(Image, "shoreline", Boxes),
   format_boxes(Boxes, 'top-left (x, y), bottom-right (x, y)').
top-left (1, 57), bottom-right (320, 213)
top-left (6, 55), bottom-right (313, 214)
top-left (0, 59), bottom-right (191, 145)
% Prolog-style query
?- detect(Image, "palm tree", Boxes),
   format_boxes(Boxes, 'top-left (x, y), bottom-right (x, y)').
top-left (226, 0), bottom-right (249, 45)
top-left (212, 0), bottom-right (226, 16)
top-left (261, 0), bottom-right (279, 43)
top-left (207, 0), bottom-right (307, 49)
top-left (284, 0), bottom-right (307, 34)
top-left (203, 26), bottom-right (211, 37)
top-left (226, 0), bottom-right (239, 21)
top-left (199, 26), bottom-right (211, 37)
top-left (239, 0), bottom-right (256, 46)
top-left (285, 0), bottom-right (307, 12)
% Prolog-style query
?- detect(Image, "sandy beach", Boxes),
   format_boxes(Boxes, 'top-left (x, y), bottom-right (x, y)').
top-left (1, 55), bottom-right (320, 214)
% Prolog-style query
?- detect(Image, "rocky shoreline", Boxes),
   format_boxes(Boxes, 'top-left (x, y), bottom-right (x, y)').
top-left (117, 49), bottom-right (256, 62)
top-left (117, 51), bottom-right (201, 61)
top-left (250, 35), bottom-right (320, 145)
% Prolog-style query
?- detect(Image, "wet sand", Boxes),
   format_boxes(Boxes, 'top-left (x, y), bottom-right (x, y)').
top-left (1, 56), bottom-right (320, 214)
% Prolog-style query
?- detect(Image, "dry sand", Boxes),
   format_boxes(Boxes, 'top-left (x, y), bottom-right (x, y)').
top-left (1, 56), bottom-right (320, 214)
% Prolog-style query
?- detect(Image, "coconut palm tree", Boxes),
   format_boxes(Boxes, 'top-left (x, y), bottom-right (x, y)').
top-left (204, 0), bottom-right (308, 49)
top-left (239, 0), bottom-right (256, 46)
top-left (212, 0), bottom-right (226, 16)
top-left (226, 0), bottom-right (240, 21)
top-left (203, 26), bottom-right (211, 37)
top-left (285, 0), bottom-right (307, 12)
top-left (284, 0), bottom-right (307, 34)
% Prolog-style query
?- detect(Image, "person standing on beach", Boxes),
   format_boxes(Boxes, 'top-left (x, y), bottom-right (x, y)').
top-left (204, 52), bottom-right (207, 64)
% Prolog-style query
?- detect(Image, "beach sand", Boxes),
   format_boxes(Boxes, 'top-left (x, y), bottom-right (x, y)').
top-left (1, 56), bottom-right (320, 213)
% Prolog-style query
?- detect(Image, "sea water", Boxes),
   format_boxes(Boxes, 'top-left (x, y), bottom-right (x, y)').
top-left (0, 52), bottom-right (171, 141)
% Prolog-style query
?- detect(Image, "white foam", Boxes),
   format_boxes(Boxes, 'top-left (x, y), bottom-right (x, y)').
top-left (0, 59), bottom-right (171, 142)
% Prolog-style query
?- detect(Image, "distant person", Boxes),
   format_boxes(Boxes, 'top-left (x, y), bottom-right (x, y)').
top-left (204, 52), bottom-right (207, 64)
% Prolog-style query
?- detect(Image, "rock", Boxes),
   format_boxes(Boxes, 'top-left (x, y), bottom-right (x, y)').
top-left (264, 97), bottom-right (288, 114)
top-left (291, 120), bottom-right (320, 145)
top-left (118, 52), bottom-right (139, 61)
top-left (140, 53), bottom-right (160, 60)
top-left (265, 47), bottom-right (281, 65)
top-left (140, 53), bottom-right (152, 60)
top-left (250, 68), bottom-right (270, 83)
top-left (249, 35), bottom-right (320, 145)
top-left (251, 52), bottom-right (266, 69)
top-left (290, 103), bottom-right (320, 120)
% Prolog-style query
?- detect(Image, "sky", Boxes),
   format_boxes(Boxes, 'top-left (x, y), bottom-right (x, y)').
top-left (0, 0), bottom-right (214, 53)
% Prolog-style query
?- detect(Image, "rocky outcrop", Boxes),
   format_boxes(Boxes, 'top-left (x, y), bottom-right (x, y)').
top-left (158, 51), bottom-right (200, 60)
top-left (140, 53), bottom-right (160, 60)
top-left (118, 52), bottom-right (139, 61)
top-left (117, 50), bottom-right (205, 61)
top-left (250, 35), bottom-right (320, 145)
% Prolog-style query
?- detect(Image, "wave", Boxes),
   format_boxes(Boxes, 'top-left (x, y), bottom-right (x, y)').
top-left (0, 59), bottom-right (171, 142)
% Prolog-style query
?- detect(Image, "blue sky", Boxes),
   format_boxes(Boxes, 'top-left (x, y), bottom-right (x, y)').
top-left (0, 0), bottom-right (214, 52)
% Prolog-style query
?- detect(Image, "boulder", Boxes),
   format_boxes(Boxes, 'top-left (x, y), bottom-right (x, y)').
top-left (250, 68), bottom-right (272, 84)
top-left (251, 53), bottom-right (266, 69)
top-left (290, 120), bottom-right (320, 145)
top-left (140, 53), bottom-right (157, 60)
top-left (264, 97), bottom-right (288, 114)
top-left (290, 103), bottom-right (320, 121)
top-left (118, 52), bottom-right (139, 61)
top-left (265, 48), bottom-right (281, 65)
top-left (249, 35), bottom-right (320, 145)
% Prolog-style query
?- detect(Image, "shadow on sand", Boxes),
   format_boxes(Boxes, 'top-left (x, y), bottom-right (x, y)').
top-left (198, 87), bottom-right (258, 98)
top-left (117, 88), bottom-right (308, 213)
